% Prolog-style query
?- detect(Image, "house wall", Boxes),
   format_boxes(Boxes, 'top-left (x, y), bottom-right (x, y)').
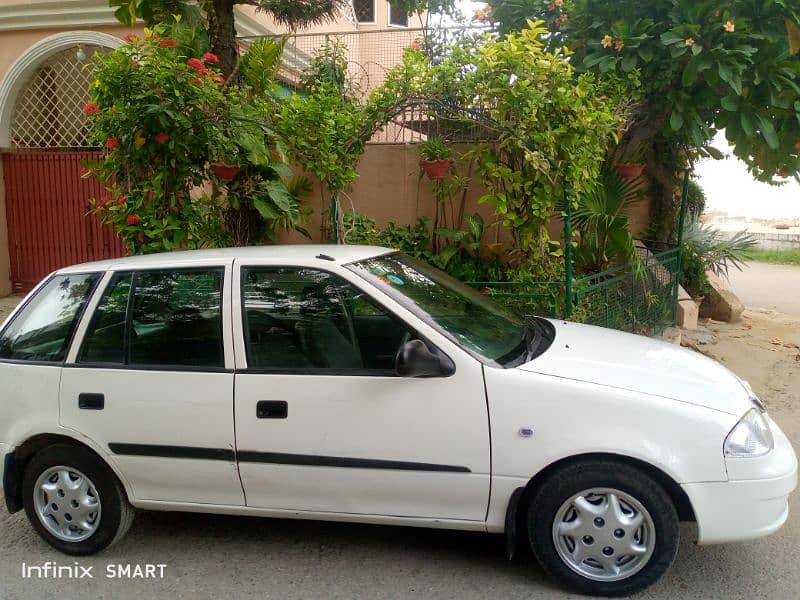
top-left (280, 144), bottom-right (655, 254)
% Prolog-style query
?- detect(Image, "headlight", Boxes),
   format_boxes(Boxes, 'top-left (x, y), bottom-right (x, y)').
top-left (724, 408), bottom-right (774, 457)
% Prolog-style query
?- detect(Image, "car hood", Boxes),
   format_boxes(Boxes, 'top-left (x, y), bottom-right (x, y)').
top-left (517, 320), bottom-right (753, 416)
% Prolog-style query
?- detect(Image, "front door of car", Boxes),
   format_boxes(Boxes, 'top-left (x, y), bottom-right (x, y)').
top-left (60, 266), bottom-right (244, 506)
top-left (232, 265), bottom-right (491, 521)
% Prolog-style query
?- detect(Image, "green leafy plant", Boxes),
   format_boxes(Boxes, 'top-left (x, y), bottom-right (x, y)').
top-left (85, 20), bottom-right (305, 252)
top-left (571, 166), bottom-right (643, 274)
top-left (488, 0), bottom-right (800, 240)
top-left (683, 216), bottom-right (757, 277)
top-left (447, 22), bottom-right (630, 263)
top-left (418, 136), bottom-right (454, 161)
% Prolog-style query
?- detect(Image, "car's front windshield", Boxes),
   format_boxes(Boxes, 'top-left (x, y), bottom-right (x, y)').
top-left (348, 253), bottom-right (532, 367)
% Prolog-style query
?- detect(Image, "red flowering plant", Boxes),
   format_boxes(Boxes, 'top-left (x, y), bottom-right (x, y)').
top-left (85, 20), bottom-right (309, 251)
top-left (83, 21), bottom-right (235, 253)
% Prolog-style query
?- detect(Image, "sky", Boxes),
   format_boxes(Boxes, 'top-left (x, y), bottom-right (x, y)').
top-left (695, 132), bottom-right (800, 219)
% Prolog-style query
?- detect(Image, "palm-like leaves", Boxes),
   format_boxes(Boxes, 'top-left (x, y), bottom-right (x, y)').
top-left (571, 166), bottom-right (643, 273)
top-left (682, 217), bottom-right (756, 277)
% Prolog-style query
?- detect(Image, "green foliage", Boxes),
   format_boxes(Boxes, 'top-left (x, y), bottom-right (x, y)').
top-left (84, 21), bottom-right (305, 253)
top-left (419, 136), bottom-right (454, 161)
top-left (685, 177), bottom-right (707, 220)
top-left (239, 37), bottom-right (286, 96)
top-left (447, 22), bottom-right (629, 258)
top-left (679, 245), bottom-right (710, 298)
top-left (683, 216), bottom-right (757, 277)
top-left (571, 166), bottom-right (643, 274)
top-left (743, 248), bottom-right (800, 265)
top-left (342, 211), bottom-right (503, 281)
top-left (488, 0), bottom-right (800, 183)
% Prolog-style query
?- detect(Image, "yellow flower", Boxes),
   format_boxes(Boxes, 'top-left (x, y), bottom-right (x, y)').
top-left (614, 39), bottom-right (625, 51)
top-left (685, 37), bottom-right (695, 46)
top-left (601, 35), bottom-right (613, 48)
top-left (724, 20), bottom-right (735, 33)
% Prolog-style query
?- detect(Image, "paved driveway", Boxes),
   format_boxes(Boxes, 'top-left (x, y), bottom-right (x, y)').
top-left (727, 262), bottom-right (800, 317)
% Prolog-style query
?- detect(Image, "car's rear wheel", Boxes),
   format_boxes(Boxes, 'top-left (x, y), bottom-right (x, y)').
top-left (22, 444), bottom-right (134, 555)
top-left (528, 460), bottom-right (679, 597)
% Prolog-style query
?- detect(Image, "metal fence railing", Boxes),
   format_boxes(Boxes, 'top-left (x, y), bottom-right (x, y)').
top-left (466, 247), bottom-right (681, 336)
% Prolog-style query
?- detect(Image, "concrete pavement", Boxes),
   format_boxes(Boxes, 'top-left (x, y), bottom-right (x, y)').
top-left (727, 262), bottom-right (800, 316)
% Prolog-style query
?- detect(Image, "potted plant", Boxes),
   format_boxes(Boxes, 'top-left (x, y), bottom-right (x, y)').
top-left (209, 138), bottom-right (241, 181)
top-left (613, 144), bottom-right (646, 180)
top-left (419, 136), bottom-right (454, 180)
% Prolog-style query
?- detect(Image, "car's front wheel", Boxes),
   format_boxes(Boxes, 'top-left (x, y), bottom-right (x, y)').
top-left (528, 460), bottom-right (679, 597)
top-left (22, 444), bottom-right (134, 555)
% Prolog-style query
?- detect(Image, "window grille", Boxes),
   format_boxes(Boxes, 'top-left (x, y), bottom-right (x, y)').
top-left (10, 46), bottom-right (106, 149)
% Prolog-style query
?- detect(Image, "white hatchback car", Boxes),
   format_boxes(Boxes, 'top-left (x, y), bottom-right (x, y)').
top-left (0, 246), bottom-right (795, 596)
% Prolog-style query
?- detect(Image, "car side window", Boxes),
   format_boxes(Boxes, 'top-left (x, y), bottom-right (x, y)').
top-left (242, 268), bottom-right (411, 372)
top-left (78, 272), bottom-right (132, 364)
top-left (0, 273), bottom-right (100, 363)
top-left (78, 269), bottom-right (224, 369)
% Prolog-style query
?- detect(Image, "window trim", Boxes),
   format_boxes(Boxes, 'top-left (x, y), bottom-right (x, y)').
top-left (71, 266), bottom-right (228, 372)
top-left (238, 265), bottom-right (453, 377)
top-left (352, 0), bottom-right (377, 25)
top-left (387, 1), bottom-right (409, 28)
top-left (0, 271), bottom-right (102, 366)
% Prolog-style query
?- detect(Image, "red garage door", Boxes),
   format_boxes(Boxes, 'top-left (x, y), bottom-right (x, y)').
top-left (2, 151), bottom-right (126, 293)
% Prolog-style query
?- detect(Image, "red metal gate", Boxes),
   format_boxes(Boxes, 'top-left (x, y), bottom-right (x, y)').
top-left (2, 151), bottom-right (126, 293)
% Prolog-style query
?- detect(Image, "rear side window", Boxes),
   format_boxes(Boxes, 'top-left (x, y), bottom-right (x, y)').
top-left (78, 269), bottom-right (224, 369)
top-left (0, 273), bottom-right (100, 363)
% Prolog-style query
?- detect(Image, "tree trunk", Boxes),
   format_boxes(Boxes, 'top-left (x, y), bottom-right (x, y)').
top-left (209, 0), bottom-right (238, 79)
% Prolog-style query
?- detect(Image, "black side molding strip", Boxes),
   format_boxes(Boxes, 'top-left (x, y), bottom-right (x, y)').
top-left (109, 443), bottom-right (235, 462)
top-left (236, 451), bottom-right (471, 473)
top-left (107, 443), bottom-right (471, 473)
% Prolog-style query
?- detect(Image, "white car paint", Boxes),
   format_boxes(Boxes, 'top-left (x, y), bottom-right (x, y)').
top-left (0, 245), bottom-right (796, 551)
top-left (517, 320), bottom-right (754, 415)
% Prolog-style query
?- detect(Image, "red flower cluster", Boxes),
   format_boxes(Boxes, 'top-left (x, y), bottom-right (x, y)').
top-left (124, 33), bottom-right (138, 43)
top-left (154, 132), bottom-right (170, 144)
top-left (105, 137), bottom-right (120, 149)
top-left (127, 214), bottom-right (141, 226)
top-left (118, 195), bottom-right (127, 205)
top-left (83, 102), bottom-right (99, 116)
top-left (158, 38), bottom-right (178, 48)
top-left (203, 52), bottom-right (219, 65)
top-left (187, 58), bottom-right (207, 74)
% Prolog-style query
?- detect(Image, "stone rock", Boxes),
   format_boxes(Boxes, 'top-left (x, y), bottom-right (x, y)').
top-left (700, 285), bottom-right (745, 323)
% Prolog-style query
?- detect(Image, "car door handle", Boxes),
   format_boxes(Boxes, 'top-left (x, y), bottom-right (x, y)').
top-left (78, 393), bottom-right (105, 410)
top-left (256, 401), bottom-right (288, 419)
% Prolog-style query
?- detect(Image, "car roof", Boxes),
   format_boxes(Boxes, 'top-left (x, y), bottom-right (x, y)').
top-left (56, 245), bottom-right (396, 274)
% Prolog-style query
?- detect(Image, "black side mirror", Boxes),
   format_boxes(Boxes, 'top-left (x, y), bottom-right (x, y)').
top-left (395, 339), bottom-right (456, 378)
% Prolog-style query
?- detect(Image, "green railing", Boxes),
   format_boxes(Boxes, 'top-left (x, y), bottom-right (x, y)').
top-left (572, 247), bottom-right (680, 336)
top-left (467, 247), bottom-right (680, 336)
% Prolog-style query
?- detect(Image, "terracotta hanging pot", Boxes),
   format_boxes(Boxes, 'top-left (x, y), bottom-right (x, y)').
top-left (614, 162), bottom-right (646, 180)
top-left (210, 162), bottom-right (240, 181)
top-left (419, 158), bottom-right (454, 180)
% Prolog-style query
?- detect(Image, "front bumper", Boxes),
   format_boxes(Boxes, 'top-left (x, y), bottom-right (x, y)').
top-left (683, 418), bottom-right (798, 545)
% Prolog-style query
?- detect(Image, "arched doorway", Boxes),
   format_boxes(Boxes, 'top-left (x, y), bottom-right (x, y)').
top-left (0, 32), bottom-right (126, 292)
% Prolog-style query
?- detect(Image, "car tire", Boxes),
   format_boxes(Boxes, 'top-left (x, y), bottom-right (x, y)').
top-left (527, 460), bottom-right (679, 597)
top-left (22, 444), bottom-right (134, 555)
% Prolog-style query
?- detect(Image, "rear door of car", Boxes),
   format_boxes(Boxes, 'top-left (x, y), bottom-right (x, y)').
top-left (60, 262), bottom-right (243, 506)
